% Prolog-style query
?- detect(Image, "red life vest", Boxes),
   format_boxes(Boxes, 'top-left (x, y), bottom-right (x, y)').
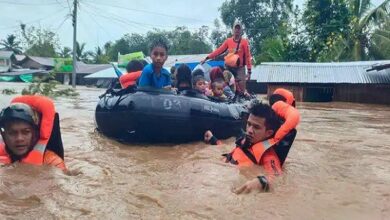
top-left (0, 95), bottom-right (55, 165)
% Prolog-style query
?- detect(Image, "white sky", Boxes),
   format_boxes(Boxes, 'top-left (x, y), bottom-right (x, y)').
top-left (0, 0), bottom-right (385, 51)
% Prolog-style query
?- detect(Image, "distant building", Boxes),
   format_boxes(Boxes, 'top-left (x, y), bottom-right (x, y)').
top-left (18, 55), bottom-right (54, 70)
top-left (0, 51), bottom-right (15, 73)
top-left (56, 62), bottom-right (111, 85)
top-left (251, 61), bottom-right (390, 105)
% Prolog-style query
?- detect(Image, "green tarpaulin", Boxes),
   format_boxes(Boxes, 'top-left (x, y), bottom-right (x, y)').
top-left (19, 74), bottom-right (33, 82)
top-left (54, 58), bottom-right (73, 72)
top-left (0, 74), bottom-right (33, 82)
top-left (118, 51), bottom-right (144, 68)
top-left (0, 76), bottom-right (16, 82)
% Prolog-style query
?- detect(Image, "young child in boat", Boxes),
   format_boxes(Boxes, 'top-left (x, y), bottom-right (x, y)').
top-left (138, 39), bottom-right (171, 89)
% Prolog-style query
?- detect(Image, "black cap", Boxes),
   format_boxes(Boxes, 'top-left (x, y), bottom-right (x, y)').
top-left (0, 103), bottom-right (40, 128)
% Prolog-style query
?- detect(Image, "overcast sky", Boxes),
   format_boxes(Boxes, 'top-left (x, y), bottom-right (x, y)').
top-left (0, 0), bottom-right (385, 51)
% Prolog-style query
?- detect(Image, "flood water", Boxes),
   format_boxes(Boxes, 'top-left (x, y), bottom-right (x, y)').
top-left (1, 82), bottom-right (389, 219)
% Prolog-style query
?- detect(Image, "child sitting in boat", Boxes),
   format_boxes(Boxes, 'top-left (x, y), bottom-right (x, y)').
top-left (192, 69), bottom-right (208, 95)
top-left (209, 67), bottom-right (234, 100)
top-left (119, 60), bottom-right (144, 89)
top-left (223, 69), bottom-right (236, 98)
top-left (175, 64), bottom-right (192, 92)
top-left (210, 79), bottom-right (227, 101)
top-left (138, 39), bottom-right (171, 89)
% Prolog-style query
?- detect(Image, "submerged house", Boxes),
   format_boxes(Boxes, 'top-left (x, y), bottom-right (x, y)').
top-left (251, 61), bottom-right (390, 105)
top-left (0, 52), bottom-right (49, 82)
top-left (18, 55), bottom-right (54, 70)
top-left (0, 51), bottom-right (14, 73)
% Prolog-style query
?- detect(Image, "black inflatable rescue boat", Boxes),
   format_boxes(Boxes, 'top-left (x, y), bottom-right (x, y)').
top-left (95, 88), bottom-right (249, 143)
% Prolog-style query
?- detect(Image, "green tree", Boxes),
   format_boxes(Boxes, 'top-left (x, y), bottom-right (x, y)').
top-left (210, 19), bottom-right (229, 49)
top-left (106, 33), bottom-right (148, 61)
top-left (303, 0), bottom-right (351, 61)
top-left (346, 0), bottom-right (390, 60)
top-left (369, 20), bottom-right (390, 59)
top-left (257, 37), bottom-right (286, 62)
top-left (307, 0), bottom-right (390, 61)
top-left (169, 26), bottom-right (212, 55)
top-left (92, 46), bottom-right (110, 64)
top-left (20, 24), bottom-right (59, 57)
top-left (106, 27), bottom-right (212, 61)
top-left (58, 46), bottom-right (72, 58)
top-left (76, 42), bottom-right (93, 63)
top-left (0, 34), bottom-right (23, 54)
top-left (257, 5), bottom-right (311, 63)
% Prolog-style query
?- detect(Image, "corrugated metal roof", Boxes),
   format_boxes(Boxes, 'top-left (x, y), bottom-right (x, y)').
top-left (28, 56), bottom-right (55, 67)
top-left (252, 61), bottom-right (390, 84)
top-left (76, 63), bottom-right (111, 74)
top-left (84, 66), bottom-right (123, 79)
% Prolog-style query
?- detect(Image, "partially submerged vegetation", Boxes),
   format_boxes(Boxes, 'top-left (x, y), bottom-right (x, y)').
top-left (21, 72), bottom-right (79, 97)
top-left (1, 88), bottom-right (17, 95)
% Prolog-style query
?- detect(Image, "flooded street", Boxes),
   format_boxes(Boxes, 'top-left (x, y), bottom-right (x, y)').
top-left (1, 82), bottom-right (389, 219)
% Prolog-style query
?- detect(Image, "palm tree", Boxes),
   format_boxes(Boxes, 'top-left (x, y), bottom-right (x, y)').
top-left (91, 46), bottom-right (109, 64)
top-left (0, 34), bottom-right (23, 54)
top-left (330, 0), bottom-right (390, 61)
top-left (370, 19), bottom-right (390, 59)
top-left (349, 0), bottom-right (390, 60)
top-left (76, 42), bottom-right (93, 63)
top-left (58, 46), bottom-right (72, 58)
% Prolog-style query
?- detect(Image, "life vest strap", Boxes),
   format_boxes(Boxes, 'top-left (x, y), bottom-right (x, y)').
top-left (240, 147), bottom-right (258, 165)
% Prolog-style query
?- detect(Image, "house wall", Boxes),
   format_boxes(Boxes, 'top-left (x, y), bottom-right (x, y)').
top-left (0, 58), bottom-right (11, 72)
top-left (266, 83), bottom-right (390, 105)
top-left (55, 73), bottom-right (89, 85)
top-left (247, 80), bottom-right (267, 94)
top-left (334, 84), bottom-right (390, 105)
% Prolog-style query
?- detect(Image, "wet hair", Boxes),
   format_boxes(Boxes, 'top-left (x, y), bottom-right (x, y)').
top-left (192, 75), bottom-right (205, 86)
top-left (192, 69), bottom-right (205, 78)
top-left (211, 79), bottom-right (224, 89)
top-left (149, 38), bottom-right (169, 53)
top-left (192, 69), bottom-right (205, 86)
top-left (126, 60), bottom-right (144, 73)
top-left (269, 94), bottom-right (287, 106)
top-left (210, 67), bottom-right (224, 83)
top-left (175, 64), bottom-right (192, 89)
top-left (249, 101), bottom-right (280, 132)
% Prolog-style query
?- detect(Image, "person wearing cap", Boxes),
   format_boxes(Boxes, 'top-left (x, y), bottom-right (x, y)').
top-left (0, 95), bottom-right (66, 171)
top-left (200, 20), bottom-right (252, 96)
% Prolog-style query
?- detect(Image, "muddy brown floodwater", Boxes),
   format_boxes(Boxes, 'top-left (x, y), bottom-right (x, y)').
top-left (0, 82), bottom-right (389, 219)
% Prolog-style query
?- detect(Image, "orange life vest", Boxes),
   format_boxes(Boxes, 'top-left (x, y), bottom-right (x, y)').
top-left (273, 88), bottom-right (295, 106)
top-left (225, 138), bottom-right (276, 167)
top-left (119, 70), bottom-right (142, 89)
top-left (271, 100), bottom-right (300, 143)
top-left (0, 95), bottom-right (55, 165)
